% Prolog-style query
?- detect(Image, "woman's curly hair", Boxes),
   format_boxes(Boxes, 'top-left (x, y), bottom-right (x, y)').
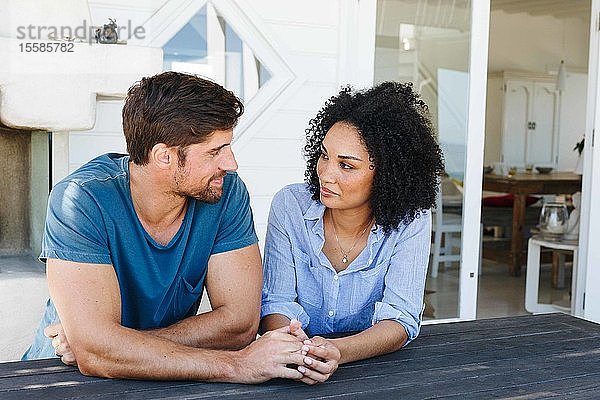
top-left (304, 81), bottom-right (444, 233)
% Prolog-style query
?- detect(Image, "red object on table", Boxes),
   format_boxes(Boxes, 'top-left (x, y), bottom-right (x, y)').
top-left (482, 194), bottom-right (540, 207)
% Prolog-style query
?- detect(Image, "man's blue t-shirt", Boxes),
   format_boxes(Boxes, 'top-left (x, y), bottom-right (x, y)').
top-left (23, 153), bottom-right (258, 359)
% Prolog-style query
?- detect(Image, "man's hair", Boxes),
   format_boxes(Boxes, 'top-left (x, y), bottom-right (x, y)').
top-left (122, 71), bottom-right (244, 165)
top-left (304, 82), bottom-right (444, 233)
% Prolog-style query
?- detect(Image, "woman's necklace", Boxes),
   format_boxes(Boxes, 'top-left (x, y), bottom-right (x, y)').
top-left (330, 212), bottom-right (373, 264)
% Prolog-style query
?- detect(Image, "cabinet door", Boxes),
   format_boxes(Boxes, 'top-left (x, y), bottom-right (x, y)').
top-left (527, 82), bottom-right (558, 166)
top-left (502, 80), bottom-right (531, 166)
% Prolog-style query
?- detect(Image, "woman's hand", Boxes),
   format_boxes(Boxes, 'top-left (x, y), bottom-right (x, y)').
top-left (296, 336), bottom-right (341, 385)
top-left (44, 323), bottom-right (77, 366)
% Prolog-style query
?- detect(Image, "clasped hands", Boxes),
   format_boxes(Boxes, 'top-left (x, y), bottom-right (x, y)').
top-left (44, 319), bottom-right (340, 385)
top-left (285, 319), bottom-right (341, 385)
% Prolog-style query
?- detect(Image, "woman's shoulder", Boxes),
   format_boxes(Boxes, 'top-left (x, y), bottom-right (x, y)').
top-left (273, 182), bottom-right (312, 202)
top-left (271, 183), bottom-right (316, 214)
top-left (390, 209), bottom-right (432, 236)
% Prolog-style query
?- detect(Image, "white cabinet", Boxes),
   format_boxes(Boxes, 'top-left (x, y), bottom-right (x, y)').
top-left (501, 78), bottom-right (559, 168)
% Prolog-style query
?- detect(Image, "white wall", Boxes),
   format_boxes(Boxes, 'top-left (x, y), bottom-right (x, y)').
top-left (488, 11), bottom-right (589, 74)
top-left (483, 10), bottom-right (590, 167)
top-left (69, 0), bottom-right (347, 245)
top-left (232, 0), bottom-right (344, 243)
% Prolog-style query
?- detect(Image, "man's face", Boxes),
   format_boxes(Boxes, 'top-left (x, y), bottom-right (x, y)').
top-left (172, 128), bottom-right (238, 204)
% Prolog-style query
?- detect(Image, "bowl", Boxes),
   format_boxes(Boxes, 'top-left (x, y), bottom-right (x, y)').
top-left (536, 166), bottom-right (553, 174)
top-left (483, 165), bottom-right (493, 174)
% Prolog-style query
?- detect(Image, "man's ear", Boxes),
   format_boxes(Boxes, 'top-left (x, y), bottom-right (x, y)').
top-left (149, 143), bottom-right (173, 169)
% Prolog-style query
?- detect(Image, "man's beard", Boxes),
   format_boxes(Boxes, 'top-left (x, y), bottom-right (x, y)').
top-left (190, 183), bottom-right (223, 204)
top-left (174, 170), bottom-right (225, 204)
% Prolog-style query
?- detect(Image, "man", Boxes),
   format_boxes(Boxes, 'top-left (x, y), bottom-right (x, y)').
top-left (22, 71), bottom-right (309, 383)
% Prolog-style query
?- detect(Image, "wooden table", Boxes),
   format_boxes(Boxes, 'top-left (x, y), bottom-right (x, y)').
top-left (3, 314), bottom-right (600, 399)
top-left (483, 172), bottom-right (582, 276)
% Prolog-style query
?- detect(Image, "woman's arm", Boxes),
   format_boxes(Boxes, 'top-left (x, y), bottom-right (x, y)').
top-left (330, 320), bottom-right (407, 364)
top-left (297, 320), bottom-right (406, 383)
top-left (302, 211), bottom-right (431, 376)
top-left (260, 313), bottom-right (291, 334)
top-left (260, 189), bottom-right (311, 331)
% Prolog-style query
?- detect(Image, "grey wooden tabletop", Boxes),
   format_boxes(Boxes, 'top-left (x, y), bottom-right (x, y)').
top-left (2, 313), bottom-right (599, 399)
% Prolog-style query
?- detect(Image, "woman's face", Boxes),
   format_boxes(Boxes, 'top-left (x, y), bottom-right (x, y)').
top-left (316, 122), bottom-right (375, 211)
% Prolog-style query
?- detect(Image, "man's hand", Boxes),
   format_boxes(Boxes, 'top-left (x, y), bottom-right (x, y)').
top-left (296, 336), bottom-right (341, 385)
top-left (44, 323), bottom-right (77, 366)
top-left (234, 325), bottom-right (307, 383)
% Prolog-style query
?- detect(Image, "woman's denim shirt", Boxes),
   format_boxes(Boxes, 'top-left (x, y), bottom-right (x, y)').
top-left (261, 183), bottom-right (431, 344)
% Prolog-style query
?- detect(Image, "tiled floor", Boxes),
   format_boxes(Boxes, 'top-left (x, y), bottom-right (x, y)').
top-left (425, 258), bottom-right (571, 320)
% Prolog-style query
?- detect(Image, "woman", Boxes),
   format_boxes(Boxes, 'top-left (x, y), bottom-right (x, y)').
top-left (260, 82), bottom-right (444, 384)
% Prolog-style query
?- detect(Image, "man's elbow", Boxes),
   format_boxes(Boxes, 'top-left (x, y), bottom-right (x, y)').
top-left (228, 317), bottom-right (259, 349)
top-left (74, 350), bottom-right (113, 378)
top-left (69, 337), bottom-right (117, 378)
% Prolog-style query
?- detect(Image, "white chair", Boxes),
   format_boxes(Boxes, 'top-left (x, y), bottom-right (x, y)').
top-left (430, 178), bottom-right (462, 278)
top-left (525, 236), bottom-right (581, 316)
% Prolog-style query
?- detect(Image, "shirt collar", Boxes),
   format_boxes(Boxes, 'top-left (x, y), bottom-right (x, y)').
top-left (303, 198), bottom-right (385, 243)
top-left (303, 199), bottom-right (325, 221)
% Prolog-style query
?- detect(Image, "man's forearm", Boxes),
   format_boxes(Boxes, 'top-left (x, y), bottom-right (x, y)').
top-left (149, 306), bottom-right (258, 350)
top-left (72, 323), bottom-right (242, 382)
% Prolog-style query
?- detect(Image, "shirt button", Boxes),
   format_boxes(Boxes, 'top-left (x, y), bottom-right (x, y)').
top-left (368, 259), bottom-right (373, 265)
top-left (333, 275), bottom-right (339, 280)
top-left (328, 310), bottom-right (334, 317)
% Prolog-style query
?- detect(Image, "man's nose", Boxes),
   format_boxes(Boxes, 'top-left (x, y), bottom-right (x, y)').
top-left (222, 148), bottom-right (238, 172)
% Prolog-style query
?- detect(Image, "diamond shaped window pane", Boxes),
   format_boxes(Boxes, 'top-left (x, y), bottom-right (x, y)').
top-left (163, 6), bottom-right (208, 67)
top-left (162, 5), bottom-right (271, 102)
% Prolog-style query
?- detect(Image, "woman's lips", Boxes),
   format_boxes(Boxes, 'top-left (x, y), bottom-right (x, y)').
top-left (320, 187), bottom-right (338, 197)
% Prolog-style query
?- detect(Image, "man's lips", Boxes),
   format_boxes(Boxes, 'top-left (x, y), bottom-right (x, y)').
top-left (211, 175), bottom-right (226, 185)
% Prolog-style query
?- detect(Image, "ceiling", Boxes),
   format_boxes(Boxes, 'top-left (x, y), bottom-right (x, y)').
top-left (491, 0), bottom-right (591, 20)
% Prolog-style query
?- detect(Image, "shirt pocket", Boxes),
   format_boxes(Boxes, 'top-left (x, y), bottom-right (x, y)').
top-left (293, 248), bottom-right (324, 308)
top-left (350, 259), bottom-right (388, 312)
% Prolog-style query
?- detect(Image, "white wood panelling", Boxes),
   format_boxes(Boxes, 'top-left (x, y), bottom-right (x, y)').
top-left (69, 0), bottom-right (351, 245)
top-left (261, 23), bottom-right (339, 55)
top-left (234, 138), bottom-right (304, 167)
top-left (284, 54), bottom-right (338, 85)
top-left (87, 100), bottom-right (125, 133)
top-left (275, 83), bottom-right (338, 112)
top-left (68, 100), bottom-right (126, 173)
top-left (251, 110), bottom-right (311, 140)
top-left (237, 168), bottom-right (305, 197)
top-left (69, 134), bottom-right (126, 169)
top-left (248, 0), bottom-right (339, 27)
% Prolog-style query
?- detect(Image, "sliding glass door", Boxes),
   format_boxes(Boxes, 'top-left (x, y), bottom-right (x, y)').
top-left (366, 0), bottom-right (489, 321)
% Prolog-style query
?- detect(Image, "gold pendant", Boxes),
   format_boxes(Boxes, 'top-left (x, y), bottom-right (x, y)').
top-left (342, 255), bottom-right (348, 264)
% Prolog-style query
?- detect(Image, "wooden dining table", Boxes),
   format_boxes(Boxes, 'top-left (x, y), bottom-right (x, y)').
top-left (482, 171), bottom-right (582, 276)
top-left (2, 313), bottom-right (599, 399)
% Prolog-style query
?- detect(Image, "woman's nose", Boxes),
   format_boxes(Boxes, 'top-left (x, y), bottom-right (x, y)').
top-left (318, 160), bottom-right (335, 183)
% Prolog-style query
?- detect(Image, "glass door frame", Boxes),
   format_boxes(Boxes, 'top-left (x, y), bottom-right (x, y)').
top-left (350, 0), bottom-right (491, 322)
top-left (580, 0), bottom-right (600, 323)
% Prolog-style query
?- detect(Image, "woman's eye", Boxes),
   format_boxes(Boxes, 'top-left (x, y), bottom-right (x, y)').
top-left (320, 152), bottom-right (329, 160)
top-left (340, 162), bottom-right (352, 170)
